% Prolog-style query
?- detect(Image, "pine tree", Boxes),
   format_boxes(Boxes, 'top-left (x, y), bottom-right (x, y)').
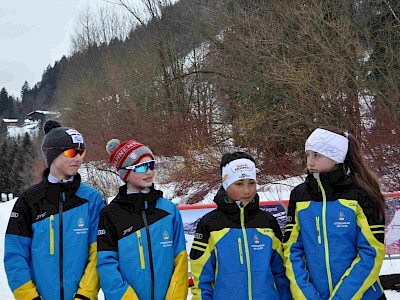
top-left (21, 81), bottom-right (31, 98)
top-left (8, 134), bottom-right (38, 196)
top-left (0, 139), bottom-right (12, 194)
top-left (0, 87), bottom-right (8, 115)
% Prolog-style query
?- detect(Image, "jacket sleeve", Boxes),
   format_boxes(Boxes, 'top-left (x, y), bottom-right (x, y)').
top-left (97, 208), bottom-right (139, 300)
top-left (165, 206), bottom-right (188, 300)
top-left (75, 192), bottom-right (105, 300)
top-left (269, 217), bottom-right (292, 300)
top-left (189, 217), bottom-right (215, 300)
top-left (4, 196), bottom-right (41, 300)
top-left (330, 194), bottom-right (385, 299)
top-left (283, 190), bottom-right (322, 300)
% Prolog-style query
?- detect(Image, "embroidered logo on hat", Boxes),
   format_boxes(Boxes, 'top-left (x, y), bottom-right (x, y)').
top-left (66, 129), bottom-right (84, 144)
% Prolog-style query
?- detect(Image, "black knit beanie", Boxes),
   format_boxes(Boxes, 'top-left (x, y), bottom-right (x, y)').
top-left (41, 120), bottom-right (86, 166)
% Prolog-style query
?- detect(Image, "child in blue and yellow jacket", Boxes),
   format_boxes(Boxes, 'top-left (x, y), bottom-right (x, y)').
top-left (4, 120), bottom-right (104, 300)
top-left (97, 139), bottom-right (188, 300)
top-left (190, 151), bottom-right (291, 300)
top-left (283, 127), bottom-right (386, 299)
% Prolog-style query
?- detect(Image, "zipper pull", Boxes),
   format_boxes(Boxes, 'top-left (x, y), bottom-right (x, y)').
top-left (316, 216), bottom-right (322, 244)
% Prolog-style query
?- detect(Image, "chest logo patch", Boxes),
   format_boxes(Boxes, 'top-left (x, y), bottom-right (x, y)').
top-left (251, 234), bottom-right (265, 251)
top-left (160, 230), bottom-right (173, 248)
top-left (254, 234), bottom-right (260, 244)
top-left (334, 211), bottom-right (350, 228)
top-left (74, 217), bottom-right (88, 235)
top-left (163, 230), bottom-right (169, 240)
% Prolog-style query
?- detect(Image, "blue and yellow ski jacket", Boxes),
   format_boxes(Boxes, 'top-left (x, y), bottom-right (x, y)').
top-left (97, 184), bottom-right (188, 300)
top-left (4, 169), bottom-right (105, 300)
top-left (190, 188), bottom-right (291, 300)
top-left (283, 169), bottom-right (385, 300)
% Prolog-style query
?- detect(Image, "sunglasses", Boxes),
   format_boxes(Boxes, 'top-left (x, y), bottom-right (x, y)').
top-left (122, 160), bottom-right (156, 173)
top-left (42, 147), bottom-right (87, 158)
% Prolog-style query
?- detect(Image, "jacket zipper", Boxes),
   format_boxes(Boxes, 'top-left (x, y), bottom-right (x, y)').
top-left (59, 192), bottom-right (65, 300)
top-left (238, 238), bottom-right (244, 264)
top-left (240, 207), bottom-right (252, 300)
top-left (50, 215), bottom-right (55, 255)
top-left (141, 208), bottom-right (155, 300)
top-left (316, 176), bottom-right (333, 294)
top-left (315, 216), bottom-right (321, 244)
top-left (137, 231), bottom-right (146, 269)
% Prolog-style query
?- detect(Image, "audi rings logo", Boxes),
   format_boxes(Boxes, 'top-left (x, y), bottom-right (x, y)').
top-left (11, 212), bottom-right (19, 218)
top-left (98, 229), bottom-right (106, 235)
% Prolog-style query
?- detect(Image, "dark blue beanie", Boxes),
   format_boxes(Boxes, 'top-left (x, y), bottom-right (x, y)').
top-left (41, 120), bottom-right (85, 166)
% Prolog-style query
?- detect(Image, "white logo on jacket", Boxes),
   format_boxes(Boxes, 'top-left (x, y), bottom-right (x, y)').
top-left (334, 211), bottom-right (350, 228)
top-left (160, 230), bottom-right (173, 247)
top-left (35, 212), bottom-right (47, 220)
top-left (123, 226), bottom-right (133, 235)
top-left (74, 217), bottom-right (88, 235)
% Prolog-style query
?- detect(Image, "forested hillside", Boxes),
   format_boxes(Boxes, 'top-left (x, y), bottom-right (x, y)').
top-left (2, 0), bottom-right (400, 200)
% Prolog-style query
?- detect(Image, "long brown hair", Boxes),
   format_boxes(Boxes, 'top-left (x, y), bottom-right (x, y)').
top-left (321, 126), bottom-right (385, 220)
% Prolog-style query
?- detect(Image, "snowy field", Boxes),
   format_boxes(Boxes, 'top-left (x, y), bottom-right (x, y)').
top-left (1, 199), bottom-right (400, 299)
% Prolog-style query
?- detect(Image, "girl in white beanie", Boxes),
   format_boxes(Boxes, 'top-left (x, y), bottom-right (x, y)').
top-left (283, 127), bottom-right (385, 300)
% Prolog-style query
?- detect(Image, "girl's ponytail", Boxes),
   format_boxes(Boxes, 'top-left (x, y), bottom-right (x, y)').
top-left (320, 126), bottom-right (385, 221)
top-left (345, 133), bottom-right (385, 220)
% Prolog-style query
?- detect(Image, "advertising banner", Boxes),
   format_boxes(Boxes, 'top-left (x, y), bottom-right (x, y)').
top-left (180, 193), bottom-right (400, 256)
top-left (179, 200), bottom-right (289, 255)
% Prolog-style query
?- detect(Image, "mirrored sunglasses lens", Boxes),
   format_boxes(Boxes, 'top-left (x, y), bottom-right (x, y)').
top-left (133, 161), bottom-right (155, 173)
top-left (148, 161), bottom-right (155, 170)
top-left (79, 149), bottom-right (87, 158)
top-left (63, 149), bottom-right (86, 158)
top-left (134, 165), bottom-right (148, 173)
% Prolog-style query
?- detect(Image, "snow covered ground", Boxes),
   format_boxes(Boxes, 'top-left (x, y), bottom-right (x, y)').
top-left (1, 198), bottom-right (400, 299)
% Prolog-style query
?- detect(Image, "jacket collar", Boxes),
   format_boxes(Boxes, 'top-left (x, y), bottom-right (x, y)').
top-left (305, 167), bottom-right (353, 201)
top-left (213, 185), bottom-right (260, 215)
top-left (42, 168), bottom-right (81, 201)
top-left (113, 184), bottom-right (163, 213)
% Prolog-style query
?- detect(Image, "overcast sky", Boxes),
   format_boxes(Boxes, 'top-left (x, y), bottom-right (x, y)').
top-left (0, 0), bottom-right (127, 98)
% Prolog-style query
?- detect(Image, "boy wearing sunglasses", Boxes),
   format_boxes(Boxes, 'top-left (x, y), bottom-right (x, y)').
top-left (4, 120), bottom-right (105, 300)
top-left (97, 139), bottom-right (188, 300)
